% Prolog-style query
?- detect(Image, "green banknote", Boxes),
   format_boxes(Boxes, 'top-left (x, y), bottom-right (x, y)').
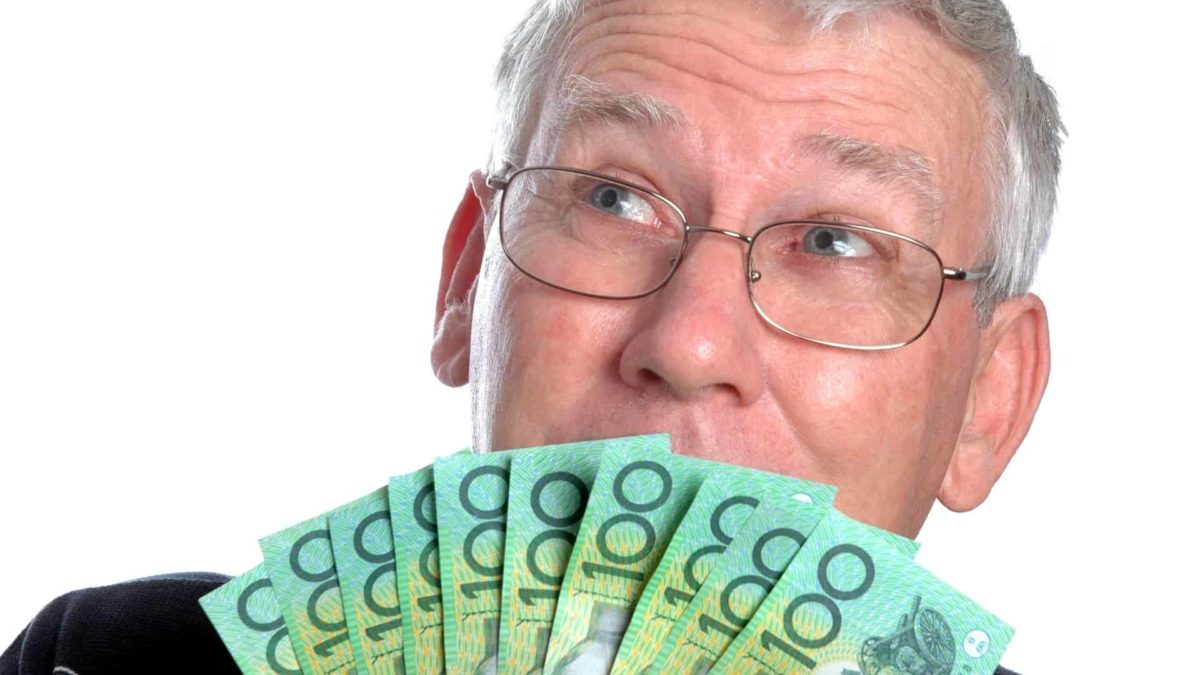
top-left (542, 443), bottom-right (711, 675)
top-left (329, 487), bottom-right (406, 674)
top-left (611, 467), bottom-right (837, 674)
top-left (389, 465), bottom-right (446, 675)
top-left (435, 451), bottom-right (513, 675)
top-left (652, 503), bottom-right (919, 675)
top-left (200, 563), bottom-right (303, 675)
top-left (498, 435), bottom-right (663, 675)
top-left (648, 494), bottom-right (830, 674)
top-left (711, 509), bottom-right (1013, 674)
top-left (261, 511), bottom-right (359, 675)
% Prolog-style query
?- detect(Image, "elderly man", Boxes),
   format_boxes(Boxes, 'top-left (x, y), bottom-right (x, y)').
top-left (434, 0), bottom-right (1059, 539)
top-left (1, 0), bottom-right (1060, 673)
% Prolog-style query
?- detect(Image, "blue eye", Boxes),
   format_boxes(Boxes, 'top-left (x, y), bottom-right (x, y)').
top-left (588, 183), bottom-right (657, 225)
top-left (803, 226), bottom-right (877, 258)
top-left (591, 184), bottom-right (623, 210)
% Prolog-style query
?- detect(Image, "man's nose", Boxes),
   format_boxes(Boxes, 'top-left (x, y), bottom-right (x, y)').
top-left (617, 226), bottom-right (766, 405)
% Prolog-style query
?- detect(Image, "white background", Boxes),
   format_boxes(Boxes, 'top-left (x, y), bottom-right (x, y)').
top-left (1, 2), bottom-right (1197, 671)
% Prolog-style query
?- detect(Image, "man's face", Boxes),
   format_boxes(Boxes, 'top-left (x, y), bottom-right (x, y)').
top-left (457, 0), bottom-right (1010, 537)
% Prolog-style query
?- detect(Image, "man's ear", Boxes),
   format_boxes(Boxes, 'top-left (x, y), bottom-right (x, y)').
top-left (939, 293), bottom-right (1051, 512)
top-left (431, 171), bottom-right (492, 387)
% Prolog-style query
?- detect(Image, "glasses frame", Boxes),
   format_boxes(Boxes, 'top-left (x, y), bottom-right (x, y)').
top-left (487, 165), bottom-right (989, 351)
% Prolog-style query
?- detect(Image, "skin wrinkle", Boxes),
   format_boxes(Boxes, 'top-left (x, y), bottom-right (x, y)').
top-left (580, 16), bottom-right (770, 67)
top-left (573, 2), bottom-right (799, 56)
top-left (570, 8), bottom-right (876, 89)
top-left (584, 46), bottom-right (905, 111)
top-left (572, 1), bottom-right (928, 68)
top-left (570, 6), bottom-right (975, 109)
top-left (451, 0), bottom-right (1015, 537)
top-left (576, 22), bottom-right (835, 80)
top-left (567, 27), bottom-right (980, 200)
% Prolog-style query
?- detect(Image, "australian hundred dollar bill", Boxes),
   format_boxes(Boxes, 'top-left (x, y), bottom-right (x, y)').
top-left (498, 434), bottom-right (666, 674)
top-left (200, 563), bottom-right (303, 675)
top-left (389, 465), bottom-right (447, 675)
top-left (612, 466), bottom-right (836, 674)
top-left (648, 493), bottom-right (830, 674)
top-left (435, 451), bottom-right (513, 674)
top-left (260, 510), bottom-right (358, 675)
top-left (542, 441), bottom-right (709, 674)
top-left (711, 509), bottom-right (1009, 675)
top-left (329, 487), bottom-right (406, 673)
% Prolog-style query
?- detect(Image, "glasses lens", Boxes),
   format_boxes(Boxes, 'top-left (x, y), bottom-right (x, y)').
top-left (748, 222), bottom-right (944, 347)
top-left (500, 168), bottom-right (686, 298)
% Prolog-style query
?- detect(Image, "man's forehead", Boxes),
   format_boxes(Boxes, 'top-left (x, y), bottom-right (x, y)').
top-left (522, 0), bottom-right (990, 244)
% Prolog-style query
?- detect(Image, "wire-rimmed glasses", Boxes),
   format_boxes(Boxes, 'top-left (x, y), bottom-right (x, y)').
top-left (486, 166), bottom-right (988, 350)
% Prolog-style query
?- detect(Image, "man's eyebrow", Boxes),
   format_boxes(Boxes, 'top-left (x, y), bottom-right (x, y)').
top-left (552, 74), bottom-right (687, 134)
top-left (797, 132), bottom-right (944, 228)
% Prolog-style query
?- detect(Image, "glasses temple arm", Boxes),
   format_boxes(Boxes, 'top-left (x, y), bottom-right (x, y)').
top-left (943, 266), bottom-right (990, 282)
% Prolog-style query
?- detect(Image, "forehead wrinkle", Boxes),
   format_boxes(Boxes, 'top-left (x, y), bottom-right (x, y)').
top-left (570, 1), bottom-right (937, 83)
top-left (568, 8), bottom-right (927, 112)
top-left (562, 5), bottom-right (984, 170)
top-left (581, 46), bottom-right (913, 124)
top-left (575, 18), bottom-right (813, 84)
top-left (564, 3), bottom-right (983, 144)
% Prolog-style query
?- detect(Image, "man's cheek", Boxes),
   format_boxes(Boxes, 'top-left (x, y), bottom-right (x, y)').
top-left (809, 358), bottom-right (896, 411)
top-left (501, 295), bottom-right (611, 402)
top-left (801, 357), bottom-right (922, 442)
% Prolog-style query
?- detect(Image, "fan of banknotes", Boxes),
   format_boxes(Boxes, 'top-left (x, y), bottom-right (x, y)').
top-left (200, 433), bottom-right (1012, 675)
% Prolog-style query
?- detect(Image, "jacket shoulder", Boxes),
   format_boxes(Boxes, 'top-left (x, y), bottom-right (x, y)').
top-left (1, 572), bottom-right (238, 675)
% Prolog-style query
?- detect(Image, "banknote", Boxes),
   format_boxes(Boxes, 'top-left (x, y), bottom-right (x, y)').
top-left (329, 487), bottom-right (406, 673)
top-left (647, 494), bottom-right (830, 674)
top-left (389, 465), bottom-right (446, 675)
top-left (710, 509), bottom-right (1013, 674)
top-left (200, 563), bottom-right (303, 675)
top-left (498, 435), bottom-right (664, 675)
top-left (542, 443), bottom-right (711, 675)
top-left (435, 451), bottom-right (513, 674)
top-left (260, 510), bottom-right (358, 675)
top-left (611, 467), bottom-right (837, 674)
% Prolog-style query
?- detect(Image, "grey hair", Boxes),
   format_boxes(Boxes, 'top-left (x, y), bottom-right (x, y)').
top-left (488, 0), bottom-right (1065, 324)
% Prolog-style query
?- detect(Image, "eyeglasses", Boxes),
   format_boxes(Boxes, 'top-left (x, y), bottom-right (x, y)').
top-left (485, 166), bottom-right (988, 350)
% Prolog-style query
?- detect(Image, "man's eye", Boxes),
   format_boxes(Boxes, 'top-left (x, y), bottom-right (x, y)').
top-left (803, 226), bottom-right (877, 258)
top-left (588, 183), bottom-right (657, 225)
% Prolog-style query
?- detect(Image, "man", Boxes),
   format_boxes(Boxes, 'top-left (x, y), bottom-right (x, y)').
top-left (2, 0), bottom-right (1060, 673)
top-left (434, 0), bottom-right (1059, 539)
